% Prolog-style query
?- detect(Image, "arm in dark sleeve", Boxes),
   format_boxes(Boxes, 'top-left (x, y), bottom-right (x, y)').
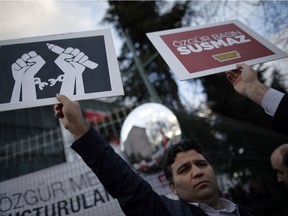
top-left (71, 127), bottom-right (170, 216)
top-left (272, 94), bottom-right (288, 135)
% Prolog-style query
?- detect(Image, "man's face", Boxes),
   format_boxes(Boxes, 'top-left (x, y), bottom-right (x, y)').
top-left (271, 153), bottom-right (288, 187)
top-left (169, 149), bottom-right (219, 203)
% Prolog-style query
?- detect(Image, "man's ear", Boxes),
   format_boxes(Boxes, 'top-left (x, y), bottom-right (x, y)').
top-left (169, 182), bottom-right (177, 194)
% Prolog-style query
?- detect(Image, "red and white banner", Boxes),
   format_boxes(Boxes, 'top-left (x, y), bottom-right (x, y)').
top-left (147, 20), bottom-right (288, 80)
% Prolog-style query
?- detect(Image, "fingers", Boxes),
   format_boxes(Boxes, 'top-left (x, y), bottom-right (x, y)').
top-left (64, 47), bottom-right (74, 54)
top-left (11, 62), bottom-right (29, 72)
top-left (226, 69), bottom-right (241, 75)
top-left (28, 51), bottom-right (37, 57)
top-left (226, 72), bottom-right (238, 85)
top-left (16, 58), bottom-right (27, 67)
top-left (54, 94), bottom-right (79, 119)
top-left (226, 63), bottom-right (247, 82)
top-left (226, 73), bottom-right (234, 84)
top-left (226, 69), bottom-right (240, 78)
top-left (54, 103), bottom-right (64, 118)
top-left (54, 103), bottom-right (63, 111)
top-left (63, 47), bottom-right (88, 64)
top-left (79, 55), bottom-right (88, 64)
top-left (54, 94), bottom-right (70, 119)
top-left (226, 69), bottom-right (240, 76)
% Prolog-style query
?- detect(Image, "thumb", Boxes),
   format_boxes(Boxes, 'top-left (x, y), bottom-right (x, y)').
top-left (56, 94), bottom-right (70, 104)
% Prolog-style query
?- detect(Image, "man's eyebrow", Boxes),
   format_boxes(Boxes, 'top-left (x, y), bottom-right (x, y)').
top-left (176, 159), bottom-right (207, 170)
top-left (176, 161), bottom-right (190, 170)
top-left (195, 159), bottom-right (208, 163)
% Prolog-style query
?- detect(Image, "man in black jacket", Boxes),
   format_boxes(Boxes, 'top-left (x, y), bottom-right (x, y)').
top-left (226, 63), bottom-right (288, 135)
top-left (54, 94), bottom-right (261, 216)
top-left (227, 63), bottom-right (288, 192)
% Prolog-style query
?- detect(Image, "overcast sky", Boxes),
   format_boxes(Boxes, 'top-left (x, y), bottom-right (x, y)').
top-left (0, 1), bottom-right (125, 55)
top-left (0, 1), bottom-right (109, 39)
top-left (1, 1), bottom-right (287, 54)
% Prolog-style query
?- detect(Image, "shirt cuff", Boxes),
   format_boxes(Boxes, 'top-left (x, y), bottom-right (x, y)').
top-left (261, 88), bottom-right (284, 117)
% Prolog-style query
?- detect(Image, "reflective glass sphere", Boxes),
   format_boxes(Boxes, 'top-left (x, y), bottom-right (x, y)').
top-left (120, 103), bottom-right (181, 174)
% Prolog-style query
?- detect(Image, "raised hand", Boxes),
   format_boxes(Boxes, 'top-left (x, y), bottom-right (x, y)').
top-left (54, 94), bottom-right (89, 139)
top-left (54, 47), bottom-right (88, 96)
top-left (226, 63), bottom-right (259, 96)
top-left (10, 51), bottom-right (46, 102)
top-left (226, 63), bottom-right (269, 105)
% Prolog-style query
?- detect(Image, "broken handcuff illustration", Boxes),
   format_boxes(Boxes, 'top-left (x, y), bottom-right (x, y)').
top-left (12, 43), bottom-right (98, 92)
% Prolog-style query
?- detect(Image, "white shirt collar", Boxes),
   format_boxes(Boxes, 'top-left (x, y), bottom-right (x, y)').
top-left (190, 198), bottom-right (240, 216)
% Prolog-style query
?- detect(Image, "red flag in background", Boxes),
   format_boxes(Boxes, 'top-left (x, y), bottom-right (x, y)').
top-left (84, 109), bottom-right (109, 124)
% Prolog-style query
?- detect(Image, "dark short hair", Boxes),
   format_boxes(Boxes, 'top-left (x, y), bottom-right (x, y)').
top-left (163, 138), bottom-right (204, 183)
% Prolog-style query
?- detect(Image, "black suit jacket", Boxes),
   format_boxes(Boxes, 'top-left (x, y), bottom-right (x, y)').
top-left (272, 94), bottom-right (288, 135)
top-left (72, 128), bottom-right (262, 216)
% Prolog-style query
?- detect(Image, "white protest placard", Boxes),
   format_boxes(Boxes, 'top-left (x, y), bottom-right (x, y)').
top-left (0, 160), bottom-right (124, 216)
top-left (0, 29), bottom-right (124, 112)
top-left (0, 155), bottom-right (171, 216)
top-left (147, 20), bottom-right (288, 80)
